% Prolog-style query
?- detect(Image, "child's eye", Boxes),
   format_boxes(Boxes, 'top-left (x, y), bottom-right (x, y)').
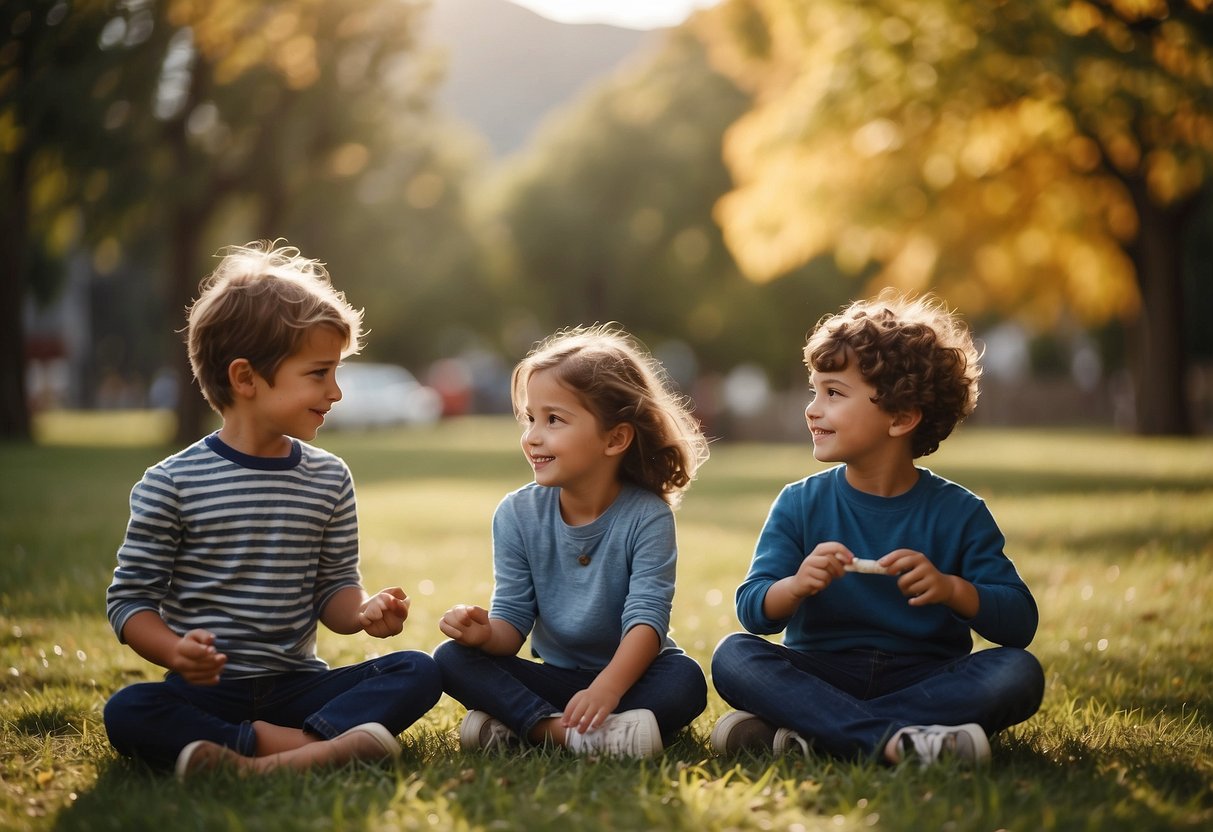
top-left (547, 414), bottom-right (560, 425)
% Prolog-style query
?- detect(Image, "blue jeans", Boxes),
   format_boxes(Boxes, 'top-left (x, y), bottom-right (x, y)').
top-left (711, 633), bottom-right (1044, 761)
top-left (433, 640), bottom-right (707, 741)
top-left (104, 650), bottom-right (443, 770)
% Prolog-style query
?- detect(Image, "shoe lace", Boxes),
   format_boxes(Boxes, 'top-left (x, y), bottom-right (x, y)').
top-left (483, 720), bottom-right (515, 750)
top-left (903, 728), bottom-right (949, 765)
top-left (775, 728), bottom-right (810, 756)
top-left (600, 715), bottom-right (639, 751)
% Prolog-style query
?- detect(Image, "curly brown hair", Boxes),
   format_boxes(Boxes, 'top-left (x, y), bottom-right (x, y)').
top-left (511, 324), bottom-right (709, 507)
top-left (804, 291), bottom-right (981, 458)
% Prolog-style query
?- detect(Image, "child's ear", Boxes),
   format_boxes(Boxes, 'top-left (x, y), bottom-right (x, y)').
top-left (604, 422), bottom-right (635, 456)
top-left (889, 407), bottom-right (922, 438)
top-left (228, 359), bottom-right (258, 399)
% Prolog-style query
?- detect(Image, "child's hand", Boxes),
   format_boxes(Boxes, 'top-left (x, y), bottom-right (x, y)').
top-left (789, 542), bottom-right (853, 598)
top-left (438, 604), bottom-right (492, 647)
top-left (561, 685), bottom-right (622, 734)
top-left (172, 629), bottom-right (226, 686)
top-left (880, 549), bottom-right (954, 606)
top-left (359, 587), bottom-right (410, 638)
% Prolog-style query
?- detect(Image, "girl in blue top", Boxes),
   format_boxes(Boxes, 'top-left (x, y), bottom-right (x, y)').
top-left (710, 291), bottom-right (1045, 767)
top-left (435, 324), bottom-right (710, 758)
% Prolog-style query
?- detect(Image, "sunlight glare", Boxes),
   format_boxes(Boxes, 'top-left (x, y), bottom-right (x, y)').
top-left (504, 0), bottom-right (720, 30)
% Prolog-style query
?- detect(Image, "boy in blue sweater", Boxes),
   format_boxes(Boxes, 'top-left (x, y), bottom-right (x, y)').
top-left (709, 291), bottom-right (1044, 767)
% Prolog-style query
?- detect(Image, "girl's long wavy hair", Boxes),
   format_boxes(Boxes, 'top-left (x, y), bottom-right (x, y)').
top-left (512, 324), bottom-right (709, 507)
top-left (804, 290), bottom-right (982, 458)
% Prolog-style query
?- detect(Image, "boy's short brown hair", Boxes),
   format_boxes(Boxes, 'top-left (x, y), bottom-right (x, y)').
top-left (804, 290), bottom-right (981, 458)
top-left (186, 241), bottom-right (364, 413)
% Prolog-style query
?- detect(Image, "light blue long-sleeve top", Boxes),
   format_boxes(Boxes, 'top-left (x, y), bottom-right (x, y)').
top-left (736, 465), bottom-right (1037, 658)
top-left (488, 481), bottom-right (682, 671)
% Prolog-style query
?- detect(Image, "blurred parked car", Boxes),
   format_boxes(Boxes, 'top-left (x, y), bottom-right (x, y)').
top-left (324, 362), bottom-right (442, 430)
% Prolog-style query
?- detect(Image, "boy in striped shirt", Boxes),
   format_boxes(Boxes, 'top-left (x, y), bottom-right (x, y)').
top-left (104, 241), bottom-right (442, 777)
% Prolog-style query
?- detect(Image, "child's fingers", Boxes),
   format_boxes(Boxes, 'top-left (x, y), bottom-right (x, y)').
top-left (438, 617), bottom-right (469, 639)
top-left (380, 586), bottom-right (407, 602)
top-left (183, 629), bottom-right (216, 649)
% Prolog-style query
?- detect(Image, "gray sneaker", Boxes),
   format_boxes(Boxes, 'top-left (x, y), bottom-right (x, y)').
top-left (459, 710), bottom-right (519, 751)
top-left (892, 723), bottom-right (990, 767)
top-left (710, 711), bottom-right (775, 752)
top-left (564, 709), bottom-right (661, 758)
top-left (710, 711), bottom-right (809, 756)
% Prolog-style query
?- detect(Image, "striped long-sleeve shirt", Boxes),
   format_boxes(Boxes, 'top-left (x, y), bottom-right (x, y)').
top-left (106, 433), bottom-right (362, 677)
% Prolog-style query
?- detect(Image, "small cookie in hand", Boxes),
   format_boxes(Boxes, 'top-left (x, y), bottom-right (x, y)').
top-left (844, 557), bottom-right (890, 575)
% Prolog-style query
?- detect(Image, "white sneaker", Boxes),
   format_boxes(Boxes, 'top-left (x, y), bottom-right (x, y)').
top-left (459, 710), bottom-right (519, 751)
top-left (891, 723), bottom-right (990, 767)
top-left (564, 709), bottom-right (661, 758)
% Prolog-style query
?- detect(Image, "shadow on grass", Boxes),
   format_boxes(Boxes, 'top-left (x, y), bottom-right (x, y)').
top-left (43, 723), bottom-right (1213, 832)
top-left (51, 746), bottom-right (420, 832)
top-left (9, 707), bottom-right (89, 737)
top-left (998, 734), bottom-right (1213, 813)
top-left (1013, 527), bottom-right (1213, 560)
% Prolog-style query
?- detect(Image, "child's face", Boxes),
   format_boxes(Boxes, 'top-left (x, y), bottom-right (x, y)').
top-left (804, 362), bottom-right (899, 466)
top-left (518, 368), bottom-right (615, 496)
top-left (252, 325), bottom-right (345, 441)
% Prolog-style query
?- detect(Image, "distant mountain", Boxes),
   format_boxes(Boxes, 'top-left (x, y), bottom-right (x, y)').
top-left (422, 0), bottom-right (661, 156)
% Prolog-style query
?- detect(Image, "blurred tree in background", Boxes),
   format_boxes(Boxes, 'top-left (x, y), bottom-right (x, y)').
top-left (1, 0), bottom-right (130, 439)
top-left (696, 0), bottom-right (1213, 435)
top-left (2, 0), bottom-right (477, 442)
top-left (4, 0), bottom-right (1210, 441)
top-left (476, 27), bottom-right (852, 383)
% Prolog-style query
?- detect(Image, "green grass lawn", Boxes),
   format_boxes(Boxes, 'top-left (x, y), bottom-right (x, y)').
top-left (2, 413), bottom-right (1211, 831)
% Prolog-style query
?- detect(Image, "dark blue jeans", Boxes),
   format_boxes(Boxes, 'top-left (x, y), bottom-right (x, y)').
top-left (433, 640), bottom-right (707, 742)
top-left (711, 633), bottom-right (1044, 761)
top-left (104, 650), bottom-right (443, 770)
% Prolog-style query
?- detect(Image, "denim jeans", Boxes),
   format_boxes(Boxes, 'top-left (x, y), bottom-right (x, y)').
top-left (711, 633), bottom-right (1044, 761)
top-left (104, 649), bottom-right (443, 770)
top-left (433, 640), bottom-right (707, 741)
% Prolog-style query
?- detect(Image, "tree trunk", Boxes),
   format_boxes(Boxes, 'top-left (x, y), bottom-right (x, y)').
top-left (1126, 179), bottom-right (1195, 436)
top-left (0, 259), bottom-right (31, 440)
top-left (0, 141), bottom-right (32, 440)
top-left (170, 210), bottom-right (209, 446)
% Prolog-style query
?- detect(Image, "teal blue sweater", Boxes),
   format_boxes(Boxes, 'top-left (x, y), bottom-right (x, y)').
top-left (735, 466), bottom-right (1037, 658)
